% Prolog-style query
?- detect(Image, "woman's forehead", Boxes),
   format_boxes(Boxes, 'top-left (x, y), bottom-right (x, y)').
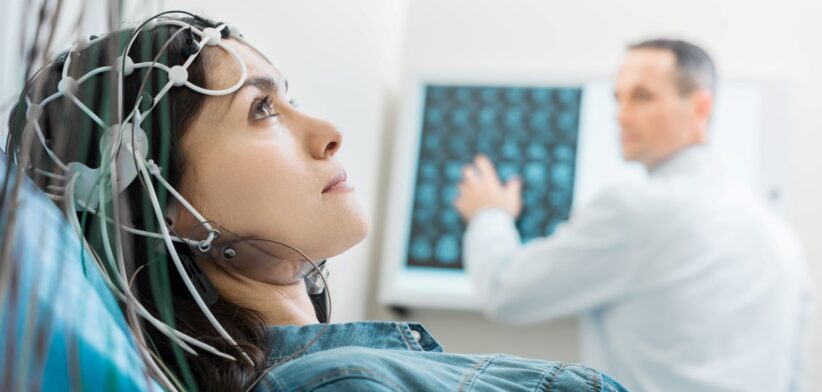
top-left (207, 39), bottom-right (286, 91)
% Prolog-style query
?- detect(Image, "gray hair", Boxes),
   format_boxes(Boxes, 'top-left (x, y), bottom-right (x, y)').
top-left (629, 38), bottom-right (716, 96)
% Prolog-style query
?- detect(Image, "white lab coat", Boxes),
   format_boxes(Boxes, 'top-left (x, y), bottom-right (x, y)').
top-left (464, 146), bottom-right (814, 392)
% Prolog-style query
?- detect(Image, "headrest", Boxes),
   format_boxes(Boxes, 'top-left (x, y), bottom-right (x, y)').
top-left (0, 152), bottom-right (157, 391)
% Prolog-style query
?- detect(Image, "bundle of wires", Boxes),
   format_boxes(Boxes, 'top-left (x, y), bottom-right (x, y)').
top-left (1, 4), bottom-right (331, 391)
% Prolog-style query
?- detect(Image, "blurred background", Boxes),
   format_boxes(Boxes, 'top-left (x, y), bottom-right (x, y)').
top-left (2, 0), bottom-right (820, 389)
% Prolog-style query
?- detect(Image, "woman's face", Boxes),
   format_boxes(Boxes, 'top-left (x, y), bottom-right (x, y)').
top-left (176, 39), bottom-right (369, 270)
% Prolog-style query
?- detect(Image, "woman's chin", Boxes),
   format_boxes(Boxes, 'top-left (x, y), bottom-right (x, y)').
top-left (345, 201), bottom-right (371, 243)
top-left (320, 213), bottom-right (371, 261)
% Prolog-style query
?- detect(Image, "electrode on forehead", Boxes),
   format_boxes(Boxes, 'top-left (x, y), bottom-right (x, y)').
top-left (202, 27), bottom-right (222, 46)
top-left (169, 65), bottom-right (189, 86)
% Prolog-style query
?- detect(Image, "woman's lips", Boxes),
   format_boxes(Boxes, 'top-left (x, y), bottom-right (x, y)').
top-left (322, 171), bottom-right (354, 193)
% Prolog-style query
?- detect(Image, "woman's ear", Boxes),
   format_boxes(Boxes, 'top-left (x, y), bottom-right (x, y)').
top-left (164, 200), bottom-right (179, 227)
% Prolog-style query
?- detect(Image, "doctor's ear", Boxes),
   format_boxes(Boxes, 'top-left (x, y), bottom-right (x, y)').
top-left (692, 88), bottom-right (713, 123)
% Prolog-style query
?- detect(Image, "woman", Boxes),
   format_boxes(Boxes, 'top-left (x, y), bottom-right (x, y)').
top-left (6, 12), bottom-right (627, 392)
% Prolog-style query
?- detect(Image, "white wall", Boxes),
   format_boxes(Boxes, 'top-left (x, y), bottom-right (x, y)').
top-left (367, 0), bottom-right (822, 389)
top-left (160, 0), bottom-right (822, 388)
top-left (24, 0), bottom-right (816, 388)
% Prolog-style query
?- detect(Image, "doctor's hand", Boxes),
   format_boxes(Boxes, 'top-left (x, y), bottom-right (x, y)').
top-left (454, 155), bottom-right (523, 221)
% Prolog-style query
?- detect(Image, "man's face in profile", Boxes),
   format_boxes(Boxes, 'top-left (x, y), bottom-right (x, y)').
top-left (614, 49), bottom-right (706, 168)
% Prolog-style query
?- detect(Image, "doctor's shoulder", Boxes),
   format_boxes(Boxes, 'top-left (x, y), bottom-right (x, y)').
top-left (580, 179), bottom-right (666, 220)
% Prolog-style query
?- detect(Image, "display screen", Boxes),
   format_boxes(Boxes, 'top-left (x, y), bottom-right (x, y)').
top-left (406, 84), bottom-right (583, 270)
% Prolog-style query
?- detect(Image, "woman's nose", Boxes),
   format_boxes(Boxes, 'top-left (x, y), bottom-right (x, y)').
top-left (306, 117), bottom-right (343, 160)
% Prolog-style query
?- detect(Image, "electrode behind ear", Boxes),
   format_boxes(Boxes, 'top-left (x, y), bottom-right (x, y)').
top-left (174, 242), bottom-right (219, 306)
top-left (186, 222), bottom-right (319, 286)
top-left (304, 260), bottom-right (329, 295)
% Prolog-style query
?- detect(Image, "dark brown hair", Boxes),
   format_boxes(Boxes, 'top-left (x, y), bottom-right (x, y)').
top-left (5, 14), bottom-right (301, 391)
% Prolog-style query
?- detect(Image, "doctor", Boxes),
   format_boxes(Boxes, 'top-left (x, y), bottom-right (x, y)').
top-left (454, 39), bottom-right (814, 392)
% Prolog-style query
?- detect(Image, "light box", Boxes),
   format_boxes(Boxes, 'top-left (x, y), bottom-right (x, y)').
top-left (378, 74), bottom-right (788, 310)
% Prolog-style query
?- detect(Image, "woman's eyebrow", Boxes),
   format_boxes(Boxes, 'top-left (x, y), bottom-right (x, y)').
top-left (227, 76), bottom-right (287, 107)
top-left (244, 76), bottom-right (279, 93)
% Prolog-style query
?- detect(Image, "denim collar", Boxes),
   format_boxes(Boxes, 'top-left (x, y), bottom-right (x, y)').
top-left (264, 321), bottom-right (443, 363)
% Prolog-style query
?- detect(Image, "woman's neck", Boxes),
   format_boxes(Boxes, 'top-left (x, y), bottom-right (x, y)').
top-left (237, 279), bottom-right (319, 326)
top-left (202, 261), bottom-right (320, 326)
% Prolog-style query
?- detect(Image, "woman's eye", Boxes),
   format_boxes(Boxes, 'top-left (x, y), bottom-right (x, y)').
top-left (251, 97), bottom-right (277, 120)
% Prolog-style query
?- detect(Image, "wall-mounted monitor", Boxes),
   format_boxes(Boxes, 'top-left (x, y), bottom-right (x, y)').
top-left (379, 74), bottom-right (788, 310)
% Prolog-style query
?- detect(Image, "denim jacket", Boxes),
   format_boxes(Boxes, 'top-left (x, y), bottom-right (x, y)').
top-left (255, 321), bottom-right (627, 391)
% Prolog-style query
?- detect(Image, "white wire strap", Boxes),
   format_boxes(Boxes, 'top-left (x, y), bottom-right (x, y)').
top-left (20, 13), bottom-right (256, 368)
